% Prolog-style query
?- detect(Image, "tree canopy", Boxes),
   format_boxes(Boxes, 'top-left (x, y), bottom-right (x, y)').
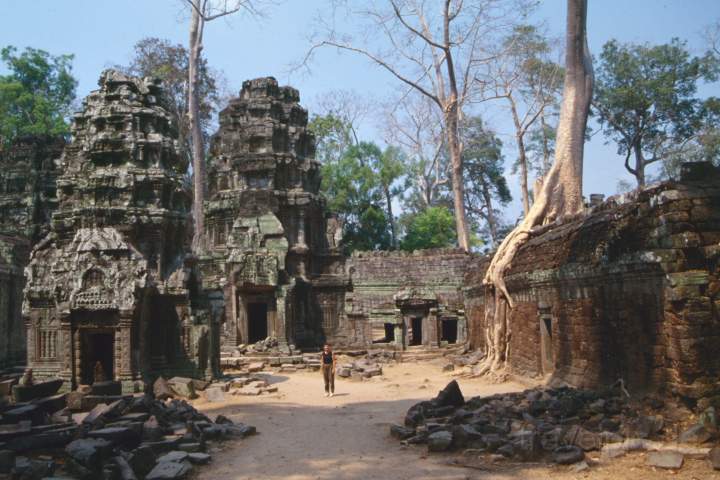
top-left (119, 37), bottom-right (223, 168)
top-left (593, 38), bottom-right (719, 186)
top-left (400, 206), bottom-right (457, 252)
top-left (0, 46), bottom-right (77, 145)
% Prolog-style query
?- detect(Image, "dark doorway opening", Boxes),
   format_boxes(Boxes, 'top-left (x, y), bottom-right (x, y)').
top-left (540, 316), bottom-right (554, 374)
top-left (441, 319), bottom-right (458, 344)
top-left (410, 317), bottom-right (423, 346)
top-left (384, 323), bottom-right (395, 343)
top-left (81, 331), bottom-right (114, 385)
top-left (248, 302), bottom-right (268, 343)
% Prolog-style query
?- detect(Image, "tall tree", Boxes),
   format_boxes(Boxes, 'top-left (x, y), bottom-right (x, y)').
top-left (480, 25), bottom-right (563, 215)
top-left (183, 0), bottom-right (262, 250)
top-left (593, 38), bottom-right (718, 187)
top-left (384, 93), bottom-right (449, 212)
top-left (319, 141), bottom-right (398, 253)
top-left (480, 0), bottom-right (593, 375)
top-left (0, 46), bottom-right (77, 145)
top-left (118, 37), bottom-right (223, 171)
top-left (308, 0), bottom-right (533, 251)
top-left (461, 117), bottom-right (511, 247)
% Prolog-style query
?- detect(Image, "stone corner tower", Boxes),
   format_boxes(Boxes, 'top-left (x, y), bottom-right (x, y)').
top-left (200, 76), bottom-right (348, 353)
top-left (23, 70), bottom-right (215, 392)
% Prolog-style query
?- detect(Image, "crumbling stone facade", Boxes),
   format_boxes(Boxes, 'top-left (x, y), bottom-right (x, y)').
top-left (199, 77), bottom-right (348, 353)
top-left (22, 71), bottom-right (214, 392)
top-left (0, 136), bottom-right (64, 367)
top-left (346, 249), bottom-right (469, 348)
top-left (464, 162), bottom-right (720, 400)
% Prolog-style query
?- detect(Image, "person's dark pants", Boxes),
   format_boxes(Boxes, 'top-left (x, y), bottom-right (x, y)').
top-left (322, 364), bottom-right (335, 393)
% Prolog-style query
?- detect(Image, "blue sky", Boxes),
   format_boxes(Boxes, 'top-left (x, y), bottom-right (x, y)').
top-left (3, 0), bottom-right (719, 221)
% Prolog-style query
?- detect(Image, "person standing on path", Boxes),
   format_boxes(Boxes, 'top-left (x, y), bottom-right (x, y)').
top-left (321, 343), bottom-right (336, 397)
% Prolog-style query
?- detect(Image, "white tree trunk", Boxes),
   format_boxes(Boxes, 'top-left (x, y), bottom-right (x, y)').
top-left (189, 1), bottom-right (206, 251)
top-left (478, 0), bottom-right (593, 374)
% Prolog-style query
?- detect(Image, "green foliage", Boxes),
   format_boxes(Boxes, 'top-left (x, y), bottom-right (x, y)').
top-left (119, 37), bottom-right (222, 166)
top-left (593, 38), bottom-right (719, 184)
top-left (400, 206), bottom-right (457, 251)
top-left (460, 117), bottom-right (511, 246)
top-left (0, 46), bottom-right (77, 144)
top-left (314, 130), bottom-right (404, 252)
top-left (308, 113), bottom-right (355, 165)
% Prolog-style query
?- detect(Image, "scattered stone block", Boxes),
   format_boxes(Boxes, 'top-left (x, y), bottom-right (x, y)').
top-left (145, 460), bottom-right (191, 480)
top-left (647, 451), bottom-right (684, 469)
top-left (167, 378), bottom-right (197, 399)
top-left (204, 387), bottom-right (225, 403)
top-left (187, 452), bottom-right (211, 465)
top-left (709, 446), bottom-right (720, 470)
top-left (427, 431), bottom-right (453, 452)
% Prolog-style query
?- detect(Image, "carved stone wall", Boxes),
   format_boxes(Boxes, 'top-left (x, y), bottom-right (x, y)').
top-left (0, 136), bottom-right (64, 367)
top-left (463, 162), bottom-right (720, 400)
top-left (200, 77), bottom-right (348, 353)
top-left (23, 71), bottom-right (211, 392)
top-left (346, 249), bottom-right (469, 348)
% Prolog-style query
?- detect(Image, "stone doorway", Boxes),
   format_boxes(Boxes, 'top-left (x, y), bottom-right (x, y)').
top-left (410, 317), bottom-right (423, 346)
top-left (441, 319), bottom-right (458, 344)
top-left (539, 315), bottom-right (554, 374)
top-left (247, 302), bottom-right (268, 343)
top-left (81, 330), bottom-right (114, 384)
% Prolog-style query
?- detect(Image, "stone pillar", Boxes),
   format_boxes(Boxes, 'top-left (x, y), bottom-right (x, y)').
top-left (394, 309), bottom-right (404, 349)
top-left (428, 308), bottom-right (439, 347)
top-left (116, 313), bottom-right (134, 389)
top-left (58, 315), bottom-right (73, 389)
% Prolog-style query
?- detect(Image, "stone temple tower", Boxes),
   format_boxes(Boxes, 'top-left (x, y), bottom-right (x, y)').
top-left (23, 71), bottom-right (214, 392)
top-left (200, 77), bottom-right (348, 353)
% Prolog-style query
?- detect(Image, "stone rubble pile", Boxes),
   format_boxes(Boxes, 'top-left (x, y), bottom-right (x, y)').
top-left (391, 381), bottom-right (720, 471)
top-left (336, 357), bottom-right (383, 380)
top-left (0, 377), bottom-right (256, 479)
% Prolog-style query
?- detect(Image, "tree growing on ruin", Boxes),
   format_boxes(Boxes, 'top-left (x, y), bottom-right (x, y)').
top-left (118, 37), bottom-right (224, 172)
top-left (593, 38), bottom-right (718, 187)
top-left (306, 0), bottom-right (533, 252)
top-left (479, 25), bottom-right (563, 216)
top-left (0, 46), bottom-right (77, 145)
top-left (479, 0), bottom-right (594, 375)
top-left (183, 0), bottom-right (264, 250)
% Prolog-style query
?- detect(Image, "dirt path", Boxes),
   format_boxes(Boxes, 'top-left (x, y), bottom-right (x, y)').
top-left (191, 360), bottom-right (719, 480)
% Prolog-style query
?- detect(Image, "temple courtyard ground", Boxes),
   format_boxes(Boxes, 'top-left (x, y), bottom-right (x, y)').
top-left (190, 359), bottom-right (719, 480)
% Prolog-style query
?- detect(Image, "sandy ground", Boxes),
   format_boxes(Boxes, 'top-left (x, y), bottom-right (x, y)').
top-left (190, 358), bottom-right (719, 480)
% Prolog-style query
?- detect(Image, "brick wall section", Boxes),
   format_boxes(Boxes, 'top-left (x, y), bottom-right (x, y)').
top-left (464, 163), bottom-right (720, 399)
top-left (349, 248), bottom-right (469, 312)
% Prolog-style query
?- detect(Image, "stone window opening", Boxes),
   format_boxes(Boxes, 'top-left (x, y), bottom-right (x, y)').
top-left (539, 315), bottom-right (554, 374)
top-left (409, 317), bottom-right (423, 346)
top-left (247, 302), bottom-right (268, 343)
top-left (38, 330), bottom-right (57, 360)
top-left (372, 323), bottom-right (396, 344)
top-left (81, 331), bottom-right (114, 385)
top-left (441, 318), bottom-right (458, 344)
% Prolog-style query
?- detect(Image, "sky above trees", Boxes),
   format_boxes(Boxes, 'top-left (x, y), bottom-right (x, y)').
top-left (3, 0), bottom-right (719, 222)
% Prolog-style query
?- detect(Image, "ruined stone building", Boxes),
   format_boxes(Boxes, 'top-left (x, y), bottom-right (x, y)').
top-left (22, 71), bottom-right (215, 392)
top-left (464, 162), bottom-right (720, 400)
top-left (345, 250), bottom-right (468, 348)
top-left (198, 77), bottom-right (348, 353)
top-left (0, 136), bottom-right (64, 368)
top-left (3, 70), bottom-right (718, 403)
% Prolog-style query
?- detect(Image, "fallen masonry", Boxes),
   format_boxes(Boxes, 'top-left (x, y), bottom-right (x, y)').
top-left (391, 380), bottom-right (719, 472)
top-left (0, 379), bottom-right (256, 479)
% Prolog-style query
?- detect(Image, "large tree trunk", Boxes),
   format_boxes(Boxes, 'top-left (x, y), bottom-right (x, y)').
top-left (634, 145), bottom-right (646, 187)
top-left (447, 106), bottom-right (470, 251)
top-left (478, 0), bottom-right (593, 375)
top-left (189, 1), bottom-right (206, 251)
top-left (384, 186), bottom-right (397, 248)
top-left (480, 176), bottom-right (499, 246)
top-left (517, 133), bottom-right (531, 216)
